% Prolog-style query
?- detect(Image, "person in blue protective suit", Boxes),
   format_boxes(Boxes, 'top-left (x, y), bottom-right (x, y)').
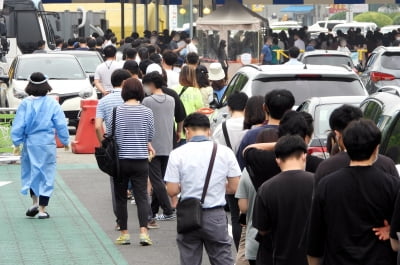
top-left (11, 72), bottom-right (70, 219)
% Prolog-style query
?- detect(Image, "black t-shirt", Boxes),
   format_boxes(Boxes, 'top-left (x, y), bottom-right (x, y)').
top-left (253, 170), bottom-right (314, 265)
top-left (307, 166), bottom-right (400, 265)
top-left (245, 149), bottom-right (322, 191)
top-left (315, 152), bottom-right (399, 186)
top-left (306, 154), bottom-right (323, 173)
top-left (390, 190), bottom-right (400, 241)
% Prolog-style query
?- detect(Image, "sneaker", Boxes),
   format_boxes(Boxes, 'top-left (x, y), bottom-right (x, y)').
top-left (26, 206), bottom-right (39, 217)
top-left (115, 234), bottom-right (131, 245)
top-left (155, 213), bottom-right (176, 221)
top-left (130, 197), bottom-right (136, 205)
top-left (147, 220), bottom-right (160, 229)
top-left (139, 234), bottom-right (152, 246)
top-left (115, 223), bottom-right (121, 231)
top-left (38, 212), bottom-right (50, 219)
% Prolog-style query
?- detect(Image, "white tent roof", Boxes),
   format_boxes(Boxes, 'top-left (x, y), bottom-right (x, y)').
top-left (196, 0), bottom-right (268, 31)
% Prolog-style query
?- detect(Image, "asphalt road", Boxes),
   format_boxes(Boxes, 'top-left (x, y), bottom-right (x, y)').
top-left (58, 149), bottom-right (236, 265)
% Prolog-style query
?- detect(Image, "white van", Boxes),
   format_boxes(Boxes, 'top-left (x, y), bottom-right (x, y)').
top-left (308, 20), bottom-right (346, 33)
top-left (332, 22), bottom-right (378, 37)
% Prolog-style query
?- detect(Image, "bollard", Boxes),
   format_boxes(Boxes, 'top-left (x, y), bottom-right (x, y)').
top-left (71, 99), bottom-right (99, 154)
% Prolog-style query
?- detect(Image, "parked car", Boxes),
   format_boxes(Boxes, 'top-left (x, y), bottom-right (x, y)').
top-left (332, 22), bottom-right (377, 37)
top-left (360, 46), bottom-right (400, 94)
top-left (210, 64), bottom-right (368, 129)
top-left (297, 96), bottom-right (367, 159)
top-left (299, 50), bottom-right (355, 69)
top-left (360, 87), bottom-right (400, 166)
top-left (0, 54), bottom-right (97, 127)
top-left (308, 20), bottom-right (346, 33)
top-left (53, 50), bottom-right (103, 84)
top-left (380, 25), bottom-right (400, 34)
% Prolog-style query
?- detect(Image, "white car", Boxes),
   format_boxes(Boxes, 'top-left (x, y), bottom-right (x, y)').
top-left (0, 53), bottom-right (97, 127)
top-left (308, 20), bottom-right (346, 33)
top-left (381, 25), bottom-right (400, 34)
top-left (210, 64), bottom-right (368, 130)
top-left (332, 22), bottom-right (377, 37)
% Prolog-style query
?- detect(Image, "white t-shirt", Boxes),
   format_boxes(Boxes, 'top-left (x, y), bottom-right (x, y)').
top-left (94, 60), bottom-right (123, 92)
top-left (213, 117), bottom-right (246, 155)
top-left (166, 69), bottom-right (180, 89)
top-left (165, 140), bottom-right (241, 208)
top-left (187, 43), bottom-right (198, 54)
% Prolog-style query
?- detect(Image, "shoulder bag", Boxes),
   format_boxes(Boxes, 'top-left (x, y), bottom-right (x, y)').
top-left (94, 107), bottom-right (120, 180)
top-left (176, 142), bottom-right (218, 234)
top-left (222, 121), bottom-right (232, 149)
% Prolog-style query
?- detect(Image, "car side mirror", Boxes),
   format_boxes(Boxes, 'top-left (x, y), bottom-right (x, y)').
top-left (0, 75), bottom-right (9, 86)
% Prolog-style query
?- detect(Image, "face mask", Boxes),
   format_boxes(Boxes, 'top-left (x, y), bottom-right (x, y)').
top-left (143, 85), bottom-right (152, 96)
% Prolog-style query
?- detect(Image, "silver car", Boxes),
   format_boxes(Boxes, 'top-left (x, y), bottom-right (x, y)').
top-left (360, 46), bottom-right (400, 94)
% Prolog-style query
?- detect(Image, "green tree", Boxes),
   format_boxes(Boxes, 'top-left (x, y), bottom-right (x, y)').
top-left (354, 12), bottom-right (393, 27)
top-left (329, 11), bottom-right (346, 20)
top-left (393, 15), bottom-right (400, 25)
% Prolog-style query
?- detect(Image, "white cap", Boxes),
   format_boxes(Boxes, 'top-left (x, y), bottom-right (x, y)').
top-left (146, 63), bottom-right (163, 75)
top-left (208, 62), bottom-right (225, 81)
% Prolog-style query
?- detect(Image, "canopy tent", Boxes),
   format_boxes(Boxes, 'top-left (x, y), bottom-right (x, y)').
top-left (196, 0), bottom-right (268, 31)
top-left (196, 0), bottom-right (268, 62)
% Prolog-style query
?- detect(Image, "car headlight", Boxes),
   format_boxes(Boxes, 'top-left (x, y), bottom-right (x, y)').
top-left (79, 86), bottom-right (93, 99)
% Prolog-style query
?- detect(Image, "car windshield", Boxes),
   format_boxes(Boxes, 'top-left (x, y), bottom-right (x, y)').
top-left (74, 54), bottom-right (103, 73)
top-left (16, 57), bottom-right (86, 80)
top-left (381, 52), bottom-right (400, 70)
top-left (252, 77), bottom-right (366, 105)
top-left (303, 55), bottom-right (353, 67)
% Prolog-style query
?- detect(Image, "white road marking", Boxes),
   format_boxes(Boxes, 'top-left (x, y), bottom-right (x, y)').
top-left (0, 181), bottom-right (12, 187)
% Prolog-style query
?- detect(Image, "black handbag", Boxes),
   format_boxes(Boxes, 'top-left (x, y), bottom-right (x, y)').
top-left (176, 142), bottom-right (218, 234)
top-left (94, 107), bottom-right (120, 179)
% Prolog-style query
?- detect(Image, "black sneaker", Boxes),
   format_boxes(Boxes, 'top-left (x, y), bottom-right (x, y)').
top-left (26, 206), bottom-right (39, 217)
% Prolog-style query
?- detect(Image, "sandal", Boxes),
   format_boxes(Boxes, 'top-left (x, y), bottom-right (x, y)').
top-left (38, 212), bottom-right (50, 219)
top-left (26, 206), bottom-right (39, 217)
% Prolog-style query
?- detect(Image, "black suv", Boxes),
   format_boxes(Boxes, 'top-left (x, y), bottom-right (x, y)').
top-left (360, 88), bottom-right (400, 165)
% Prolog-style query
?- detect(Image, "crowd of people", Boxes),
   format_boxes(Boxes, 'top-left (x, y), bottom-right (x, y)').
top-left (260, 26), bottom-right (400, 65)
top-left (14, 27), bottom-right (400, 265)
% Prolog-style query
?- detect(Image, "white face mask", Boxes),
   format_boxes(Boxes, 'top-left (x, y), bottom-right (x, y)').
top-left (143, 85), bottom-right (152, 96)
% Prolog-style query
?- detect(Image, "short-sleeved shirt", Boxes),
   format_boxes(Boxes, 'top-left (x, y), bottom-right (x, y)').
top-left (164, 139), bottom-right (241, 208)
top-left (315, 151), bottom-right (399, 186)
top-left (235, 168), bottom-right (259, 260)
top-left (115, 104), bottom-right (154, 159)
top-left (166, 69), bottom-right (180, 89)
top-left (236, 124), bottom-right (279, 169)
top-left (142, 94), bottom-right (175, 156)
top-left (213, 117), bottom-right (246, 155)
top-left (162, 87), bottom-right (186, 123)
top-left (94, 60), bottom-right (123, 92)
top-left (174, 85), bottom-right (204, 115)
top-left (253, 170), bottom-right (314, 265)
top-left (95, 89), bottom-right (124, 134)
top-left (261, 44), bottom-right (272, 64)
top-left (307, 166), bottom-right (400, 265)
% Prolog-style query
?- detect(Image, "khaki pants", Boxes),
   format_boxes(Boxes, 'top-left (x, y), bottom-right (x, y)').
top-left (235, 226), bottom-right (250, 265)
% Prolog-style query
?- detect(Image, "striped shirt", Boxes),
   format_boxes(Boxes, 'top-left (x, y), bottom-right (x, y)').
top-left (115, 104), bottom-right (154, 159)
top-left (95, 89), bottom-right (124, 134)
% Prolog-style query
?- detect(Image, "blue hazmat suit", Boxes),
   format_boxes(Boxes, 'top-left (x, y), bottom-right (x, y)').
top-left (11, 96), bottom-right (69, 198)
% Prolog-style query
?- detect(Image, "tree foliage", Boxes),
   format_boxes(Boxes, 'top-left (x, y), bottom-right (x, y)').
top-left (354, 12), bottom-right (393, 27)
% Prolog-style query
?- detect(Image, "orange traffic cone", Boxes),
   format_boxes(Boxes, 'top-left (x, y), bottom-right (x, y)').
top-left (71, 99), bottom-right (99, 154)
